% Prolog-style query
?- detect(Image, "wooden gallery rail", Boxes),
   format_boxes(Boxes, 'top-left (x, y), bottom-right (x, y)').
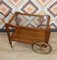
top-left (5, 12), bottom-right (52, 54)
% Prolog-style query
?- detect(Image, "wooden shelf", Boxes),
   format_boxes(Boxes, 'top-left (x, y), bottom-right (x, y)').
top-left (10, 26), bottom-right (45, 44)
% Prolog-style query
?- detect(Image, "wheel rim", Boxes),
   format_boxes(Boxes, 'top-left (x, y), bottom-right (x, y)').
top-left (32, 42), bottom-right (52, 54)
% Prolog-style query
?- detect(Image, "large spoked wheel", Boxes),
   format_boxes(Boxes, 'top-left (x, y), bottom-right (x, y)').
top-left (32, 42), bottom-right (52, 54)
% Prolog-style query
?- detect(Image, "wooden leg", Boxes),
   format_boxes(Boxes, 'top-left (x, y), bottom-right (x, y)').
top-left (5, 24), bottom-right (13, 48)
top-left (45, 30), bottom-right (50, 43)
top-left (9, 40), bottom-right (13, 48)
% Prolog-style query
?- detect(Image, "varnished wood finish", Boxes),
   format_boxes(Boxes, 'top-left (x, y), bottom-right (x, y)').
top-left (5, 12), bottom-right (51, 47)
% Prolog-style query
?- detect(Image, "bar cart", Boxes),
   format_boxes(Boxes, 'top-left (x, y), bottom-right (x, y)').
top-left (5, 12), bottom-right (52, 54)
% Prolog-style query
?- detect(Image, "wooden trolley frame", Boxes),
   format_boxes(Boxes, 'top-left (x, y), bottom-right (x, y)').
top-left (5, 12), bottom-right (52, 54)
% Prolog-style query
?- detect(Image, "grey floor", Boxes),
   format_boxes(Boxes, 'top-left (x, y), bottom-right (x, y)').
top-left (0, 32), bottom-right (57, 60)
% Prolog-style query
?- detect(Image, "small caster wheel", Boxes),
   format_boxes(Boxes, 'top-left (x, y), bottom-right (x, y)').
top-left (32, 42), bottom-right (52, 54)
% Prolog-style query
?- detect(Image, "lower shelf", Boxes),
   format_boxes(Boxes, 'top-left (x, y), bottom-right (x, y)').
top-left (10, 28), bottom-right (45, 44)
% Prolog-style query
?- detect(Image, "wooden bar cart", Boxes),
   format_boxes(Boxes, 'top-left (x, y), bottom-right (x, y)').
top-left (5, 12), bottom-right (52, 54)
